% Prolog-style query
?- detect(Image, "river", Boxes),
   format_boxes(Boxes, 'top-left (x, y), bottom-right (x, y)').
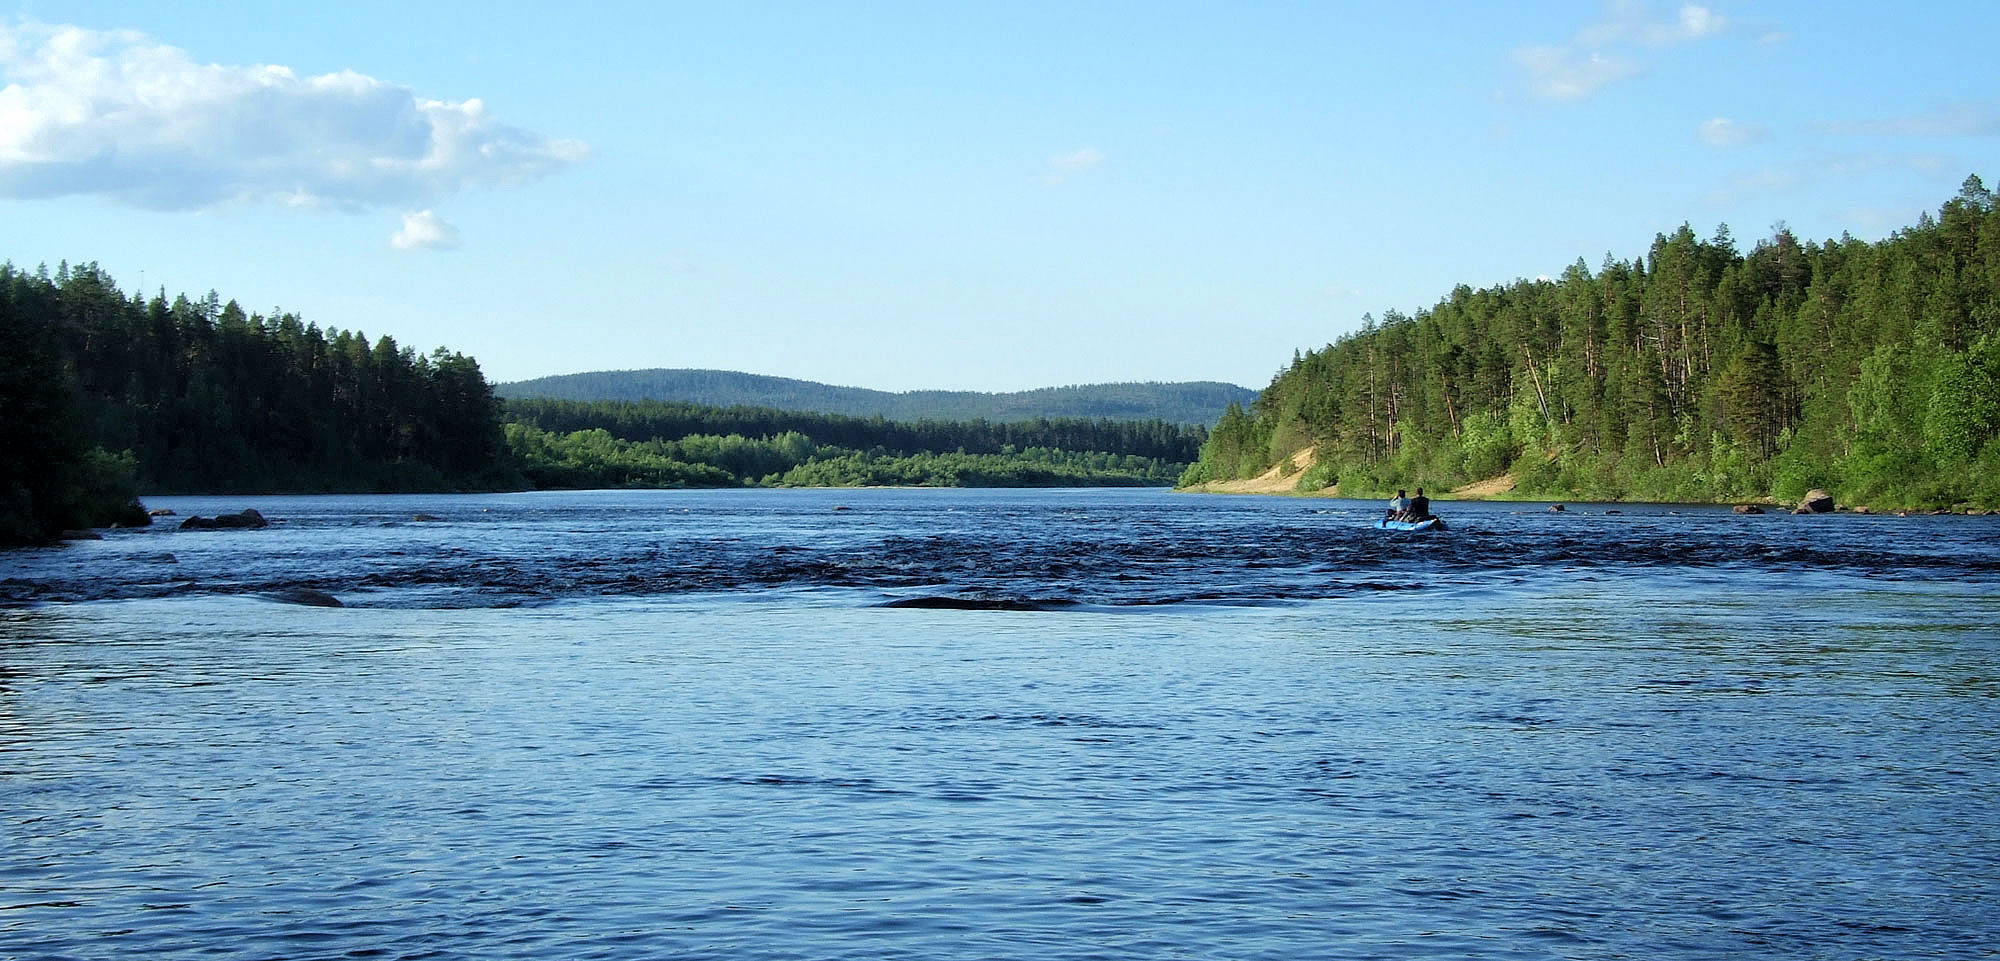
top-left (3, 489), bottom-right (1996, 959)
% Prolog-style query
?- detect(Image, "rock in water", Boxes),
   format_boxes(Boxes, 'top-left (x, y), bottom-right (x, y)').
top-left (1733, 504), bottom-right (1765, 514)
top-left (266, 588), bottom-right (343, 608)
top-left (223, 508), bottom-right (268, 528)
top-left (1797, 490), bottom-right (1835, 514)
top-left (181, 508), bottom-right (270, 530)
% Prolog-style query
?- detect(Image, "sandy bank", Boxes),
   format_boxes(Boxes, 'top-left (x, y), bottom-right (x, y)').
top-left (1180, 448), bottom-right (1522, 500)
top-left (1180, 448), bottom-right (1335, 496)
top-left (1450, 474), bottom-right (1517, 498)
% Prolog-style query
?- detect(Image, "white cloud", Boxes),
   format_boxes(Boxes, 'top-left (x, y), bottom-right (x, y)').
top-left (1827, 103), bottom-right (2000, 138)
top-left (1043, 146), bottom-right (1104, 185)
top-left (1699, 117), bottom-right (1764, 147)
top-left (0, 20), bottom-right (586, 212)
top-left (1049, 147), bottom-right (1104, 172)
top-left (390, 209), bottom-right (461, 251)
top-left (1671, 5), bottom-right (1726, 42)
top-left (1516, 2), bottom-right (1726, 102)
top-left (1513, 45), bottom-right (1640, 102)
top-left (1578, 2), bottom-right (1727, 46)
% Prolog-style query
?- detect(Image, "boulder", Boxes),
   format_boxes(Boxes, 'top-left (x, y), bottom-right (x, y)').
top-left (1797, 489), bottom-right (1835, 514)
top-left (1548, 503), bottom-right (1566, 513)
top-left (1733, 504), bottom-right (1765, 514)
top-left (149, 508), bottom-right (177, 517)
top-left (180, 508), bottom-right (269, 531)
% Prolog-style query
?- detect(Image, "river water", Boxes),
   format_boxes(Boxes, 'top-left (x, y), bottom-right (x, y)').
top-left (3, 489), bottom-right (1996, 959)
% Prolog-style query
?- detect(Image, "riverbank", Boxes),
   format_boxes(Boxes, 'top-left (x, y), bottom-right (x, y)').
top-left (1176, 448), bottom-right (1334, 496)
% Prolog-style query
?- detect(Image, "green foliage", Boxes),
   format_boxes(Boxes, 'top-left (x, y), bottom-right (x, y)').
top-left (504, 422), bottom-right (1183, 490)
top-left (501, 397), bottom-right (1199, 489)
top-left (496, 369), bottom-right (1255, 426)
top-left (504, 398), bottom-right (1205, 463)
top-left (2, 261), bottom-right (512, 498)
top-left (1294, 458), bottom-right (1337, 493)
top-left (1922, 343), bottom-right (1999, 464)
top-left (1180, 177), bottom-right (2000, 509)
top-left (1457, 411), bottom-right (1516, 480)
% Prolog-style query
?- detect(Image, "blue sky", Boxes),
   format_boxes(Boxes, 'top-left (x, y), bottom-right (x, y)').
top-left (3, 2), bottom-right (1994, 391)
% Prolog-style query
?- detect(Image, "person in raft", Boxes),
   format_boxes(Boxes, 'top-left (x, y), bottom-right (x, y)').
top-left (1408, 488), bottom-right (1431, 521)
top-left (1387, 489), bottom-right (1410, 520)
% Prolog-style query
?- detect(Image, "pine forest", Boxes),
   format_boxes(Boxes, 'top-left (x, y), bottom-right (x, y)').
top-left (1183, 176), bottom-right (2000, 511)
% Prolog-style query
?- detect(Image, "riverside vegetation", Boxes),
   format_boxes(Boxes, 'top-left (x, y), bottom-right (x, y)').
top-left (0, 261), bottom-right (1199, 543)
top-left (1181, 176), bottom-right (2000, 511)
top-left (497, 368), bottom-right (1255, 426)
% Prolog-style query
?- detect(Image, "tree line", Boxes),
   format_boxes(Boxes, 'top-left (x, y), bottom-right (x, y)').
top-left (0, 263), bottom-right (1200, 543)
top-left (1184, 176), bottom-right (2000, 510)
top-left (504, 398), bottom-right (1204, 462)
top-left (498, 369), bottom-right (1254, 425)
top-left (506, 424), bottom-right (1182, 489)
top-left (500, 399), bottom-right (1199, 488)
top-left (6, 261), bottom-right (510, 495)
top-left (2, 260), bottom-right (511, 543)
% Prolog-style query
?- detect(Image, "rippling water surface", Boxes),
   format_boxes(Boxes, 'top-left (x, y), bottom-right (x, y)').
top-left (3, 489), bottom-right (1997, 959)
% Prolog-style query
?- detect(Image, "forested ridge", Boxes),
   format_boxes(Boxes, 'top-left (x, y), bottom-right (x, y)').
top-left (1184, 176), bottom-right (2000, 510)
top-left (498, 368), bottom-right (1255, 426)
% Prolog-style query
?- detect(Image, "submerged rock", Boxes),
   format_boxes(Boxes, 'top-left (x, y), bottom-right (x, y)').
top-left (59, 529), bottom-right (102, 540)
top-left (265, 588), bottom-right (343, 608)
top-left (1733, 504), bottom-right (1765, 514)
top-left (149, 508), bottom-right (177, 517)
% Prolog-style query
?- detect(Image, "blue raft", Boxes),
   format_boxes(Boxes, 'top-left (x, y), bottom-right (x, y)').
top-left (1373, 516), bottom-right (1447, 532)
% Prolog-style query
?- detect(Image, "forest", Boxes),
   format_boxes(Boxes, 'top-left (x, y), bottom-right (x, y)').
top-left (1183, 176), bottom-right (2000, 510)
top-left (2, 261), bottom-right (509, 494)
top-left (501, 400), bottom-right (1197, 488)
top-left (2, 260), bottom-right (512, 543)
top-left (498, 368), bottom-right (1254, 425)
top-left (0, 265), bottom-right (1197, 543)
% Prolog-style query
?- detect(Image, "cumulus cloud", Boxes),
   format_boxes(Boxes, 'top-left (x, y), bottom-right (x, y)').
top-left (390, 209), bottom-right (461, 251)
top-left (1516, 2), bottom-right (1726, 101)
top-left (0, 20), bottom-right (587, 213)
top-left (1698, 117), bottom-right (1764, 146)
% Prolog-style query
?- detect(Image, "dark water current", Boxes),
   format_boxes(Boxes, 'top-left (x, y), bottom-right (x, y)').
top-left (3, 489), bottom-right (1997, 959)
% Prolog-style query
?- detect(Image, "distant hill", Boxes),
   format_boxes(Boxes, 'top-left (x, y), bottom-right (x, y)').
top-left (494, 369), bottom-right (1256, 426)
